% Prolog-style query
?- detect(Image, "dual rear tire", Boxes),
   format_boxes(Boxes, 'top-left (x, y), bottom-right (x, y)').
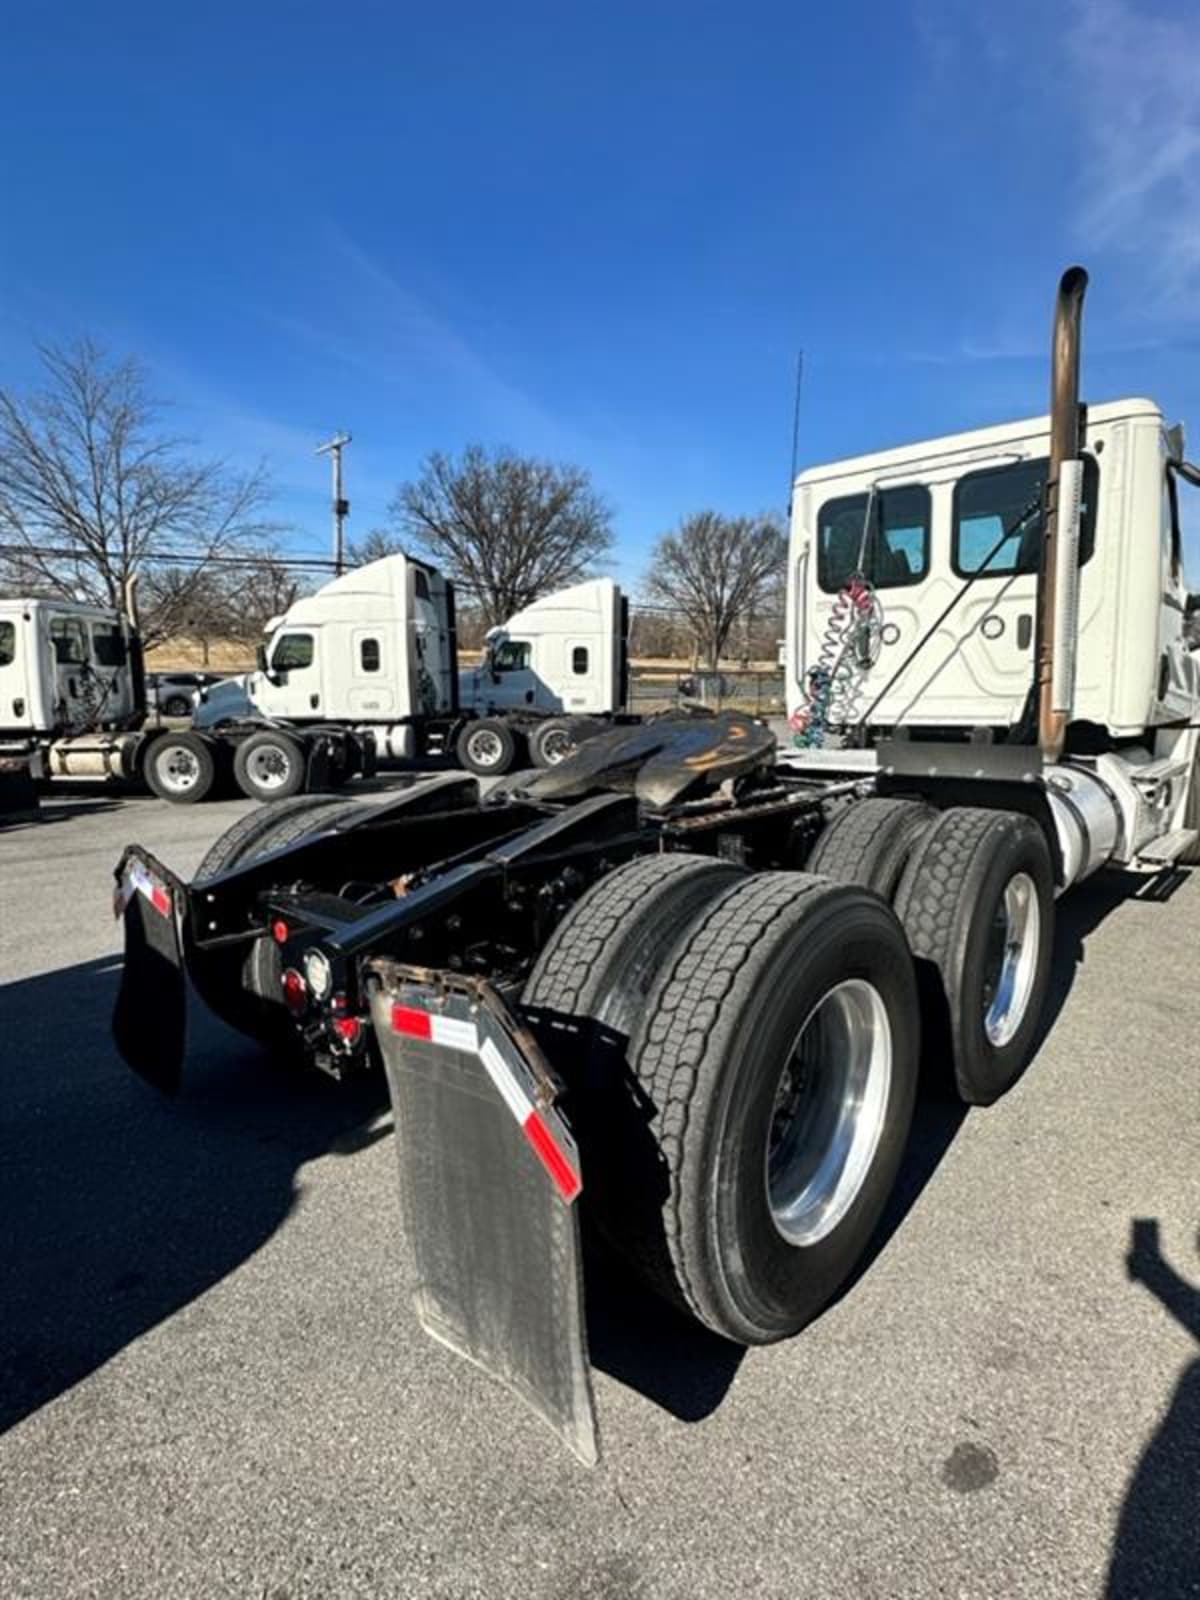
top-left (526, 802), bottom-right (1056, 1343)
top-left (524, 855), bottom-right (921, 1345)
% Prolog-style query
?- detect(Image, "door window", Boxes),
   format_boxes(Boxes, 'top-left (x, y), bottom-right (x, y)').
top-left (360, 637), bottom-right (381, 673)
top-left (817, 485), bottom-right (930, 592)
top-left (492, 640), bottom-right (531, 672)
top-left (0, 621), bottom-right (14, 666)
top-left (953, 456), bottom-right (1099, 577)
top-left (272, 632), bottom-right (315, 671)
top-left (572, 646), bottom-right (589, 674)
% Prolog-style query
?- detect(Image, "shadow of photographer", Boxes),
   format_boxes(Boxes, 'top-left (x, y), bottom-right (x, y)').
top-left (1107, 1218), bottom-right (1199, 1599)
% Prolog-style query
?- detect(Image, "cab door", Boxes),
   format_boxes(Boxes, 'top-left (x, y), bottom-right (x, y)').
top-left (482, 639), bottom-right (538, 711)
top-left (258, 629), bottom-right (322, 719)
top-left (46, 614), bottom-right (94, 730)
top-left (0, 613), bottom-right (33, 729)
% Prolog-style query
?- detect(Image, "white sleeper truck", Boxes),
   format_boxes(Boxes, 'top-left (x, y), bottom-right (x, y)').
top-left (111, 268), bottom-right (1200, 1464)
top-left (195, 558), bottom-right (631, 781)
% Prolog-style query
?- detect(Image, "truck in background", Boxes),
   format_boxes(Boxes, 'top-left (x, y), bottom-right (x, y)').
top-left (194, 558), bottom-right (631, 779)
top-left (0, 592), bottom-right (372, 806)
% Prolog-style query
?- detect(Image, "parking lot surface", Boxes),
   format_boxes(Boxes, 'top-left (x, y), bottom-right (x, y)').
top-left (1, 785), bottom-right (1196, 1599)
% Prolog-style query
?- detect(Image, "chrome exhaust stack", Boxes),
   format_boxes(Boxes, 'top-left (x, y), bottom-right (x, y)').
top-left (1038, 266), bottom-right (1089, 760)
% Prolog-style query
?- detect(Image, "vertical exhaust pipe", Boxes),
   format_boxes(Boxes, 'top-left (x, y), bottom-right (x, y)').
top-left (1037, 266), bottom-right (1088, 760)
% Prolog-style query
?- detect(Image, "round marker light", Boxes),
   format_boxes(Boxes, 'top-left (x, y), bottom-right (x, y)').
top-left (303, 948), bottom-right (333, 1001)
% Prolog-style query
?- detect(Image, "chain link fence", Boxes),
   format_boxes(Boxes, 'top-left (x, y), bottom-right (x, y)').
top-left (629, 666), bottom-right (786, 717)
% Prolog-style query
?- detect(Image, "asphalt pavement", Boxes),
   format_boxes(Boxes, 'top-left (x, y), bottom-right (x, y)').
top-left (0, 782), bottom-right (1196, 1599)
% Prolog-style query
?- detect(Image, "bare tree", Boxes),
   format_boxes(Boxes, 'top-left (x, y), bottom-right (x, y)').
top-left (347, 527), bottom-right (406, 567)
top-left (220, 549), bottom-right (307, 646)
top-left (0, 340), bottom-right (278, 644)
top-left (643, 512), bottom-right (787, 669)
top-left (390, 444), bottom-right (613, 625)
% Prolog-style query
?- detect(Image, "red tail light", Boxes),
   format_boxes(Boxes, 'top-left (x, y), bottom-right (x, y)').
top-left (332, 1016), bottom-right (362, 1046)
top-left (281, 968), bottom-right (307, 1016)
top-left (272, 920), bottom-right (290, 945)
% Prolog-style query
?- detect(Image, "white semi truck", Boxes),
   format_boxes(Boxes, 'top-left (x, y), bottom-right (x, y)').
top-left (0, 593), bottom-right (372, 806)
top-left (193, 559), bottom-right (631, 779)
top-left (112, 267), bottom-right (1200, 1464)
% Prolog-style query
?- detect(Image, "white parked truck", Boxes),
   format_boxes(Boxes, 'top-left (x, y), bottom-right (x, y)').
top-left (197, 557), bottom-right (631, 778)
top-left (0, 592), bottom-right (372, 805)
top-left (111, 267), bottom-right (1200, 1464)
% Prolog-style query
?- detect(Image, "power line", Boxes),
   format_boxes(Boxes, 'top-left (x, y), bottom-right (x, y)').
top-left (0, 544), bottom-right (346, 573)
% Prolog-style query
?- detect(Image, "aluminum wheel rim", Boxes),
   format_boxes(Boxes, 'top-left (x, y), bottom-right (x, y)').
top-left (159, 746), bottom-right (200, 793)
top-left (467, 729), bottom-right (504, 767)
top-left (982, 871), bottom-right (1040, 1047)
top-left (766, 977), bottom-right (892, 1247)
top-left (540, 728), bottom-right (572, 764)
top-left (247, 744), bottom-right (293, 791)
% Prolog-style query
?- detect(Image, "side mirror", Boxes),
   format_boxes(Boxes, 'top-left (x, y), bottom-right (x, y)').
top-left (255, 643), bottom-right (268, 674)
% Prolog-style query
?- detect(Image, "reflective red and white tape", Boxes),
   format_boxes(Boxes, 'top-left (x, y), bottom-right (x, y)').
top-left (114, 859), bottom-right (172, 920)
top-left (390, 1002), bottom-right (582, 1203)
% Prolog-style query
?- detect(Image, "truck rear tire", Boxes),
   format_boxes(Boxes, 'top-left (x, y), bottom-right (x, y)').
top-left (529, 719), bottom-right (578, 769)
top-left (190, 797), bottom-right (367, 1044)
top-left (144, 732), bottom-right (217, 804)
top-left (523, 851), bottom-right (747, 1254)
top-left (523, 850), bottom-right (746, 1048)
top-left (457, 718), bottom-right (518, 776)
top-left (195, 793), bottom-right (355, 881)
top-left (807, 796), bottom-right (937, 898)
top-left (234, 730), bottom-right (307, 801)
top-left (895, 806), bottom-right (1054, 1106)
top-left (592, 873), bottom-right (920, 1345)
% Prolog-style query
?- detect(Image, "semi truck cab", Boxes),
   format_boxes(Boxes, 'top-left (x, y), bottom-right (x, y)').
top-left (461, 579), bottom-right (625, 718)
top-left (0, 598), bottom-right (138, 738)
top-left (787, 398), bottom-right (1198, 744)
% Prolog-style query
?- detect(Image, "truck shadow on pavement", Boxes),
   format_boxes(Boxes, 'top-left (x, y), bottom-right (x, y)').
top-left (0, 955), bottom-right (391, 1436)
top-left (841, 867), bottom-right (1166, 1297)
top-left (1106, 1219), bottom-right (1199, 1600)
top-left (1, 866), bottom-right (1171, 1440)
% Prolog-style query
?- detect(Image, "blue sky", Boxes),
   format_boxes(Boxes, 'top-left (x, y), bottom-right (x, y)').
top-left (2, 0), bottom-right (1199, 585)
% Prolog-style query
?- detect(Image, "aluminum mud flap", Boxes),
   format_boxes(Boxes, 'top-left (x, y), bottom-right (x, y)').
top-left (111, 847), bottom-right (187, 1094)
top-left (367, 963), bottom-right (597, 1466)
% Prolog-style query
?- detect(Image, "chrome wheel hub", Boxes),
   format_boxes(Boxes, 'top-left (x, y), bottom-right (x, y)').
top-left (766, 978), bottom-right (892, 1247)
top-left (982, 871), bottom-right (1040, 1047)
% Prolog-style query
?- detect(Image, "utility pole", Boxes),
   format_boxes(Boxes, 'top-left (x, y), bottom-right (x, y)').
top-left (315, 432), bottom-right (352, 574)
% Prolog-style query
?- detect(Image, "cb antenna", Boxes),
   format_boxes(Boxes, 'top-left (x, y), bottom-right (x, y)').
top-left (787, 349), bottom-right (804, 518)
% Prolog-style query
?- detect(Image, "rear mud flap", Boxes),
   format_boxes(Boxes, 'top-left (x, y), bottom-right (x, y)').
top-left (367, 965), bottom-right (597, 1466)
top-left (111, 848), bottom-right (187, 1094)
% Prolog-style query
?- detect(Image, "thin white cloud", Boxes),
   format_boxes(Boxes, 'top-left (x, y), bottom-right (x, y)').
top-left (289, 225), bottom-right (575, 450)
top-left (1066, 0), bottom-right (1200, 317)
